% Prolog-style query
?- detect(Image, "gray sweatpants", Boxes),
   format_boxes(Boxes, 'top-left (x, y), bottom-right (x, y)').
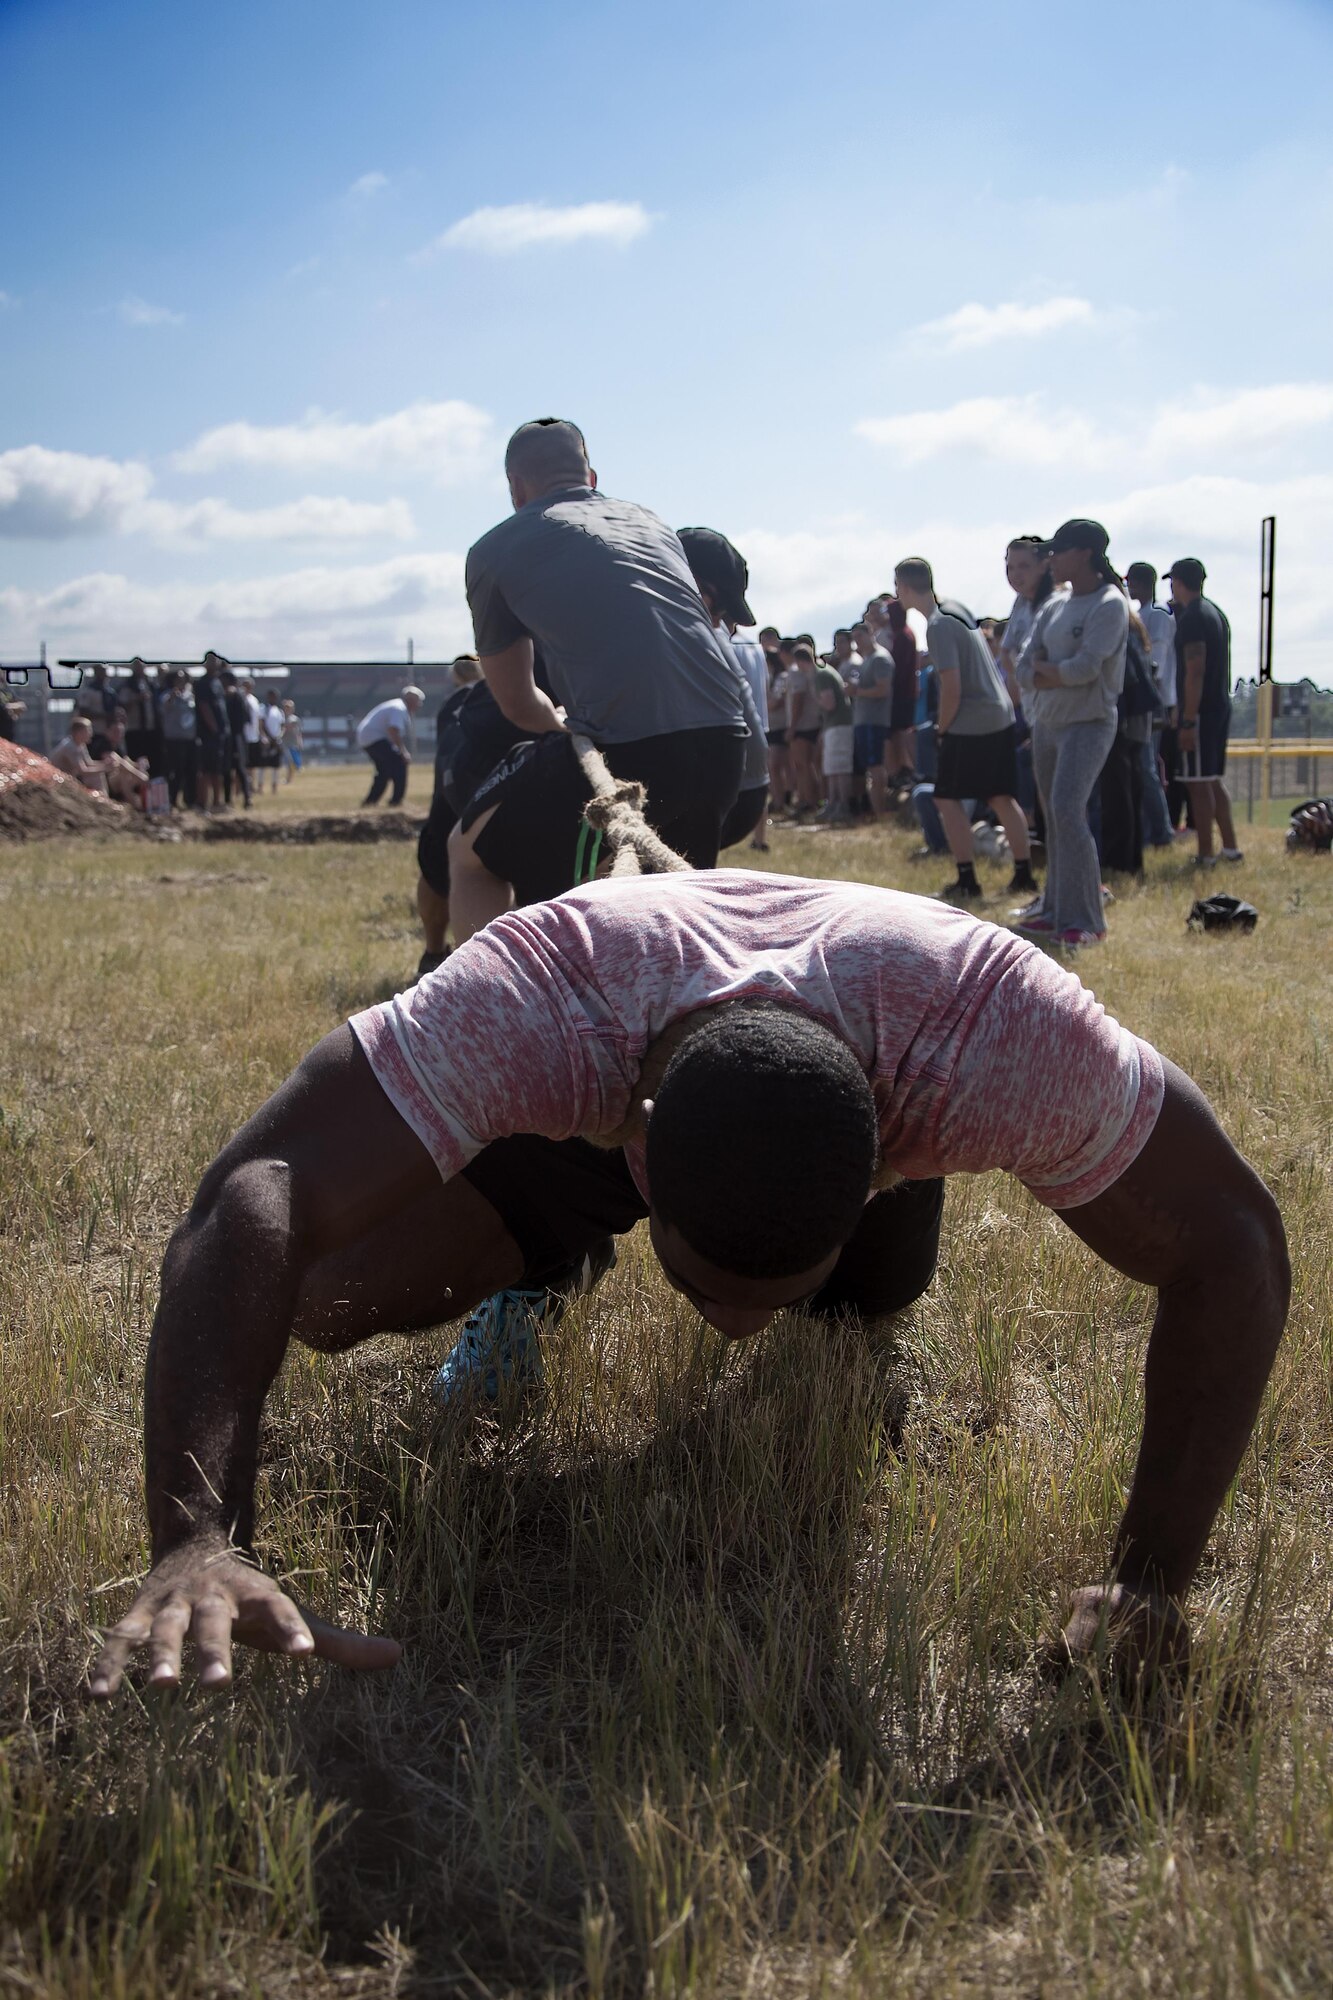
top-left (1032, 717), bottom-right (1117, 937)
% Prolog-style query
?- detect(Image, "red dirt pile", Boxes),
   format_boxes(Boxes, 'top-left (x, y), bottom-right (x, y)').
top-left (0, 739), bottom-right (131, 841)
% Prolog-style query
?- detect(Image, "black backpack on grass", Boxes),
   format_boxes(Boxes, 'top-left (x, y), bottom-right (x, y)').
top-left (1187, 894), bottom-right (1258, 934)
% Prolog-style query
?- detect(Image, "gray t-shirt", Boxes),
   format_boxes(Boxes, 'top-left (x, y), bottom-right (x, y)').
top-left (851, 647), bottom-right (893, 727)
top-left (465, 486), bottom-right (748, 745)
top-left (927, 605), bottom-right (1014, 737)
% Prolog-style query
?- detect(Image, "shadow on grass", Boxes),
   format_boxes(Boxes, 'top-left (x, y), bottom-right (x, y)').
top-left (261, 1318), bottom-right (1260, 1994)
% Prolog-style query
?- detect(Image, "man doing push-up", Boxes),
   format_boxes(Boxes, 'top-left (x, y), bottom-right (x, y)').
top-left (90, 870), bottom-right (1288, 1698)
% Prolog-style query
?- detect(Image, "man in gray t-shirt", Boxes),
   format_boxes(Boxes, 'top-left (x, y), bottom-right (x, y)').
top-left (449, 419), bottom-right (748, 943)
top-left (894, 558), bottom-right (1036, 907)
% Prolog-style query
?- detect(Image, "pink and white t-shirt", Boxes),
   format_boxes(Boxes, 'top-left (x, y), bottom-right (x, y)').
top-left (350, 871), bottom-right (1164, 1212)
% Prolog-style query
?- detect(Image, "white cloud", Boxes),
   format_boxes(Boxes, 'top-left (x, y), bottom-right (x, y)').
top-left (117, 296), bottom-right (185, 327)
top-left (0, 445), bottom-right (415, 546)
top-left (738, 517), bottom-right (1014, 636)
top-left (1146, 384), bottom-right (1333, 459)
top-left (139, 494), bottom-right (417, 546)
top-left (856, 396), bottom-right (1107, 469)
top-left (175, 398), bottom-right (494, 479)
top-left (857, 380), bottom-right (1333, 474)
top-left (286, 255), bottom-right (322, 279)
top-left (416, 199), bottom-right (652, 259)
top-left (348, 170), bottom-right (389, 200)
top-left (0, 446), bottom-right (153, 537)
top-left (0, 291), bottom-right (12, 310)
top-left (911, 296), bottom-right (1097, 351)
top-left (0, 552), bottom-right (470, 660)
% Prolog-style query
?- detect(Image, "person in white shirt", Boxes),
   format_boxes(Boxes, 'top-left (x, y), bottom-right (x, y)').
top-left (677, 528), bottom-right (771, 852)
top-left (1126, 562), bottom-right (1178, 848)
top-left (358, 687), bottom-right (424, 806)
top-left (262, 694), bottom-right (286, 795)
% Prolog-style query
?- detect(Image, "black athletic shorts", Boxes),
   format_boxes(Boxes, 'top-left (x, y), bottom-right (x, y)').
top-left (791, 727), bottom-right (820, 745)
top-left (934, 724), bottom-right (1018, 803)
top-left (461, 1133), bottom-right (945, 1320)
top-left (459, 726), bottom-right (745, 905)
top-left (1179, 708), bottom-right (1230, 783)
top-left (417, 787), bottom-right (458, 898)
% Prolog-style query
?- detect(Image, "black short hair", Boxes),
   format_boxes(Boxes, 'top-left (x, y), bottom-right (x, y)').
top-left (645, 1006), bottom-right (879, 1279)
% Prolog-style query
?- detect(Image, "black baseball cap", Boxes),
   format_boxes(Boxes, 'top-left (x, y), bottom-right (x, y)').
top-left (676, 527), bottom-right (756, 626)
top-left (1164, 557), bottom-right (1207, 589)
top-left (1041, 518), bottom-right (1110, 558)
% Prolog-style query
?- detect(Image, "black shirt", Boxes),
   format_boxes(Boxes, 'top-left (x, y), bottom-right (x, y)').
top-left (1173, 594), bottom-right (1231, 718)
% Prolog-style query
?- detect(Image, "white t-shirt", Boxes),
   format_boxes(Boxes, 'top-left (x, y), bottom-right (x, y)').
top-left (241, 692), bottom-right (262, 745)
top-left (1136, 603), bottom-right (1177, 711)
top-left (264, 702), bottom-right (284, 742)
top-left (357, 698), bottom-right (411, 750)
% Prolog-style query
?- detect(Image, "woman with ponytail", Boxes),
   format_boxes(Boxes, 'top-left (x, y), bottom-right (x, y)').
top-left (1012, 518), bottom-right (1128, 949)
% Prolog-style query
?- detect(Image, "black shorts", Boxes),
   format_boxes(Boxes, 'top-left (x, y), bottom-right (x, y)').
top-left (1180, 710), bottom-right (1230, 783)
top-left (791, 727), bottom-right (820, 745)
top-left (197, 733), bottom-right (226, 775)
top-left (462, 1131), bottom-right (944, 1318)
top-left (417, 787), bottom-right (458, 898)
top-left (460, 726), bottom-right (745, 904)
top-left (934, 724), bottom-right (1018, 803)
top-left (765, 728), bottom-right (787, 749)
top-left (720, 783), bottom-right (768, 850)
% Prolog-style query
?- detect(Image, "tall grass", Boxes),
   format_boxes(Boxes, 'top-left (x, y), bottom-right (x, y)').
top-left (2, 796), bottom-right (1331, 1996)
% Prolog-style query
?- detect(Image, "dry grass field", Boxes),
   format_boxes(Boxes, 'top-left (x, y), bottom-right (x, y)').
top-left (2, 783), bottom-right (1331, 1998)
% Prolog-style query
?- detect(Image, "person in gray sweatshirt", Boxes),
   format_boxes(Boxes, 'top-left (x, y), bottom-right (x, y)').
top-left (1013, 519), bottom-right (1128, 948)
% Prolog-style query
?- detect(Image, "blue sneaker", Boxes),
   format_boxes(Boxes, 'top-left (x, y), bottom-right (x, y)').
top-left (430, 1239), bottom-right (617, 1410)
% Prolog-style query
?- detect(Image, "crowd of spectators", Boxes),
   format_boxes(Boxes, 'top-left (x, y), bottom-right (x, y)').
top-left (747, 527), bottom-right (1240, 948)
top-left (46, 654), bottom-right (302, 815)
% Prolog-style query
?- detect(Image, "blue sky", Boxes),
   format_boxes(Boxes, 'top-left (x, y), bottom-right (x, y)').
top-left (2, 0), bottom-right (1331, 674)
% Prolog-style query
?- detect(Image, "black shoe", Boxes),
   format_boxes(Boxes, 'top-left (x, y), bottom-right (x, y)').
top-left (1006, 867), bottom-right (1038, 896)
top-left (939, 873), bottom-right (984, 904)
top-left (415, 947), bottom-right (451, 982)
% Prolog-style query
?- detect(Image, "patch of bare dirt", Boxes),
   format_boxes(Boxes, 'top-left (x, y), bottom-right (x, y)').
top-left (194, 810), bottom-right (425, 843)
top-left (0, 740), bottom-right (183, 843)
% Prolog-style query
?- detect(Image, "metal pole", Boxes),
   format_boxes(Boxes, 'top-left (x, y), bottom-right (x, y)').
top-left (39, 640), bottom-right (50, 753)
top-left (1258, 516), bottom-right (1276, 817)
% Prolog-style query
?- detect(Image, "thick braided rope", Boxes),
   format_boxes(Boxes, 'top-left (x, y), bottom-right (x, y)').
top-left (570, 732), bottom-right (692, 877)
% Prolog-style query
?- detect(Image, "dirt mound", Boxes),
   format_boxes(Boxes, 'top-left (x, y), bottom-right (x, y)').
top-left (195, 810), bottom-right (425, 844)
top-left (0, 739), bottom-right (129, 841)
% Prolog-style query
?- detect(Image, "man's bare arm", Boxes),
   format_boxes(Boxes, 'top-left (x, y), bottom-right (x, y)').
top-left (1054, 1058), bottom-right (1289, 1659)
top-left (481, 636), bottom-right (565, 735)
top-left (91, 1026), bottom-right (519, 1697)
top-left (1178, 640), bottom-right (1207, 737)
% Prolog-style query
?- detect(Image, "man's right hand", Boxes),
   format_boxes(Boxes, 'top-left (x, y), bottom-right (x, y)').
top-left (89, 1540), bottom-right (402, 1698)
